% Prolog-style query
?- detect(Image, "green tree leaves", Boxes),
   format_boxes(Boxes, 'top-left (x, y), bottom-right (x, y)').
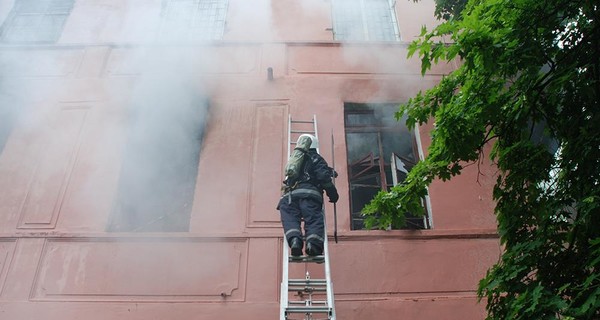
top-left (365, 0), bottom-right (600, 317)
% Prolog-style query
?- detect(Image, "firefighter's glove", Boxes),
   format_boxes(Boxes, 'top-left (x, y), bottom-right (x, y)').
top-left (325, 187), bottom-right (339, 203)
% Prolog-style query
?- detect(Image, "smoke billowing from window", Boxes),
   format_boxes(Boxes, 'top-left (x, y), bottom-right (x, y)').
top-left (108, 50), bottom-right (210, 232)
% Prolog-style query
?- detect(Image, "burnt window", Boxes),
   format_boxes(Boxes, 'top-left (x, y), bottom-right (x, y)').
top-left (108, 98), bottom-right (209, 232)
top-left (344, 103), bottom-right (430, 230)
top-left (0, 0), bottom-right (74, 43)
top-left (159, 0), bottom-right (228, 41)
top-left (331, 0), bottom-right (400, 41)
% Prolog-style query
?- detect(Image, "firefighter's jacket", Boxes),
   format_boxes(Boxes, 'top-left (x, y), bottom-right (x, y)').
top-left (279, 149), bottom-right (335, 206)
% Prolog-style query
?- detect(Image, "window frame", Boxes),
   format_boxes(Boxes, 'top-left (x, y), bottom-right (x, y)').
top-left (344, 103), bottom-right (431, 230)
top-left (331, 0), bottom-right (401, 42)
top-left (107, 99), bottom-right (209, 233)
top-left (0, 0), bottom-right (74, 43)
top-left (159, 0), bottom-right (229, 42)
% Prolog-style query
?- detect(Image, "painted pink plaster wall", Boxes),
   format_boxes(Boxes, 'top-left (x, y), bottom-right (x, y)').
top-left (0, 1), bottom-right (500, 319)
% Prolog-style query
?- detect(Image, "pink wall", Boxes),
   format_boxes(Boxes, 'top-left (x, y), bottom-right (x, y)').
top-left (0, 1), bottom-right (499, 319)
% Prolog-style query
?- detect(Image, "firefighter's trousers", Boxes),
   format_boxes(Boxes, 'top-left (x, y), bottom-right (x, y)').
top-left (279, 197), bottom-right (324, 252)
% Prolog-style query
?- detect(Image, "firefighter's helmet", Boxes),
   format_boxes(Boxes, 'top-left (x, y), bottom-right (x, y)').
top-left (298, 134), bottom-right (318, 149)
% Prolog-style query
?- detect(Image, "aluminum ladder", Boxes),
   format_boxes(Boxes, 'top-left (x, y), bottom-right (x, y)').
top-left (280, 114), bottom-right (336, 320)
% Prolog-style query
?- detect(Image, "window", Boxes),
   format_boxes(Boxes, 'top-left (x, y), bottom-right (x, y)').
top-left (530, 120), bottom-right (562, 196)
top-left (331, 0), bottom-right (400, 41)
top-left (107, 99), bottom-right (209, 232)
top-left (159, 0), bottom-right (228, 41)
top-left (0, 0), bottom-right (74, 43)
top-left (344, 103), bottom-right (430, 230)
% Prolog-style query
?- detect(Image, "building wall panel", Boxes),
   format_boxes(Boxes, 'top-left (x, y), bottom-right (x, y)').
top-left (18, 106), bottom-right (88, 230)
top-left (330, 238), bottom-right (500, 295)
top-left (0, 49), bottom-right (83, 77)
top-left (0, 239), bottom-right (16, 296)
top-left (247, 103), bottom-right (287, 227)
top-left (105, 46), bottom-right (261, 77)
top-left (31, 238), bottom-right (248, 302)
top-left (287, 44), bottom-right (454, 75)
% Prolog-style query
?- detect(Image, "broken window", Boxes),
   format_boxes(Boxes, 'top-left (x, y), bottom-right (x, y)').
top-left (331, 0), bottom-right (400, 41)
top-left (344, 103), bottom-right (430, 230)
top-left (0, 0), bottom-right (74, 43)
top-left (107, 98), bottom-right (209, 232)
top-left (159, 0), bottom-right (228, 41)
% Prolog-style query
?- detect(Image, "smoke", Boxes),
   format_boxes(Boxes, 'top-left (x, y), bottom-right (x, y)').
top-left (0, 0), bottom-right (437, 232)
top-left (106, 47), bottom-right (212, 232)
top-left (345, 103), bottom-right (416, 165)
top-left (0, 0), bottom-right (444, 308)
top-left (0, 74), bottom-right (22, 155)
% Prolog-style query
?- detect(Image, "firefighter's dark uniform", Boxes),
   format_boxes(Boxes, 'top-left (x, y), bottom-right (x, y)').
top-left (278, 149), bottom-right (338, 256)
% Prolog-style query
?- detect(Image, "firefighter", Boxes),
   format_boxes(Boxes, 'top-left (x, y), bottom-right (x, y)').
top-left (278, 134), bottom-right (339, 256)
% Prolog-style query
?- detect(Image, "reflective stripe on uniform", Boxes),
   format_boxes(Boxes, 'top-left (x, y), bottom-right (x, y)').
top-left (306, 234), bottom-right (324, 242)
top-left (281, 188), bottom-right (322, 200)
top-left (285, 228), bottom-right (302, 238)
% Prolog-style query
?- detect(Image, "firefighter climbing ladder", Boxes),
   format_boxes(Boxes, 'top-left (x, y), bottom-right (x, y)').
top-left (280, 114), bottom-right (336, 320)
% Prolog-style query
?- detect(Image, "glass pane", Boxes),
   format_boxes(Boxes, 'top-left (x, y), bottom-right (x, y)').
top-left (346, 132), bottom-right (380, 164)
top-left (37, 14), bottom-right (67, 42)
top-left (350, 181), bottom-right (380, 228)
top-left (345, 112), bottom-right (377, 126)
top-left (2, 0), bottom-right (73, 42)
top-left (332, 0), bottom-right (365, 41)
top-left (381, 130), bottom-right (416, 163)
top-left (344, 102), bottom-right (427, 230)
top-left (11, 14), bottom-right (39, 28)
top-left (161, 0), bottom-right (228, 41)
top-left (47, 0), bottom-right (75, 13)
top-left (15, 0), bottom-right (48, 13)
top-left (15, 0), bottom-right (73, 14)
top-left (333, 0), bottom-right (398, 41)
top-left (363, 0), bottom-right (396, 41)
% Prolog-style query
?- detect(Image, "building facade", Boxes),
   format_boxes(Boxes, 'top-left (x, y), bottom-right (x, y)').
top-left (0, 0), bottom-right (500, 319)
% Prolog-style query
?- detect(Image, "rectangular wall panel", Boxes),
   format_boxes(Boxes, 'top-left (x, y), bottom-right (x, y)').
top-left (287, 44), bottom-right (453, 75)
top-left (106, 46), bottom-right (260, 76)
top-left (17, 106), bottom-right (88, 229)
top-left (247, 104), bottom-right (287, 227)
top-left (0, 239), bottom-right (17, 296)
top-left (31, 238), bottom-right (248, 301)
top-left (0, 49), bottom-right (82, 77)
top-left (330, 238), bottom-right (500, 295)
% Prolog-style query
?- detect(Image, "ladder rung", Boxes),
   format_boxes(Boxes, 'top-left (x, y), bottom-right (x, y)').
top-left (289, 279), bottom-right (327, 285)
top-left (290, 130), bottom-right (316, 134)
top-left (288, 300), bottom-right (328, 305)
top-left (290, 120), bottom-right (315, 124)
top-left (286, 306), bottom-right (332, 314)
top-left (289, 287), bottom-right (327, 292)
top-left (289, 255), bottom-right (324, 263)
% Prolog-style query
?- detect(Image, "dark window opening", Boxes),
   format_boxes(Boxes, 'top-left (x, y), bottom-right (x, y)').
top-left (344, 103), bottom-right (429, 230)
top-left (108, 99), bottom-right (209, 232)
top-left (0, 0), bottom-right (74, 43)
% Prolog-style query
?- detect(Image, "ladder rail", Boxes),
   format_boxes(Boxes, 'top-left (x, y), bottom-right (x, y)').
top-left (281, 114), bottom-right (335, 320)
top-left (280, 239), bottom-right (290, 319)
top-left (322, 212), bottom-right (336, 320)
top-left (280, 115), bottom-right (293, 320)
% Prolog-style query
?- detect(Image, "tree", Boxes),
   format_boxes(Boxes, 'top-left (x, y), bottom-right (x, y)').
top-left (429, 0), bottom-right (468, 21)
top-left (363, 0), bottom-right (600, 318)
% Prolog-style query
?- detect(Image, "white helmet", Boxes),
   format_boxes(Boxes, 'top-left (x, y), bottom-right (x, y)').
top-left (298, 134), bottom-right (319, 149)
